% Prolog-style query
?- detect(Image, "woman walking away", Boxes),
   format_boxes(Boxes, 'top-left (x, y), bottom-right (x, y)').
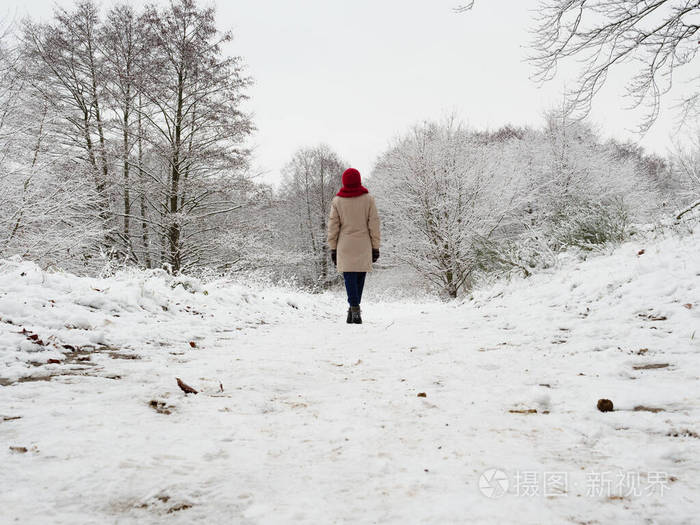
top-left (327, 168), bottom-right (381, 324)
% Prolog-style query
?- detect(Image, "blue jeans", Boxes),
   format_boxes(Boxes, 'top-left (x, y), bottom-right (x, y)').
top-left (343, 272), bottom-right (366, 307)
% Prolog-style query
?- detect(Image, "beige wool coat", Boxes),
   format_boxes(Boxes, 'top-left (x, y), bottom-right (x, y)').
top-left (327, 193), bottom-right (381, 273)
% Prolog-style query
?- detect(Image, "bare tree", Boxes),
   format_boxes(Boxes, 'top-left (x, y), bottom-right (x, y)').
top-left (1, 19), bottom-right (104, 268)
top-left (458, 1), bottom-right (700, 132)
top-left (532, 0), bottom-right (700, 132)
top-left (278, 145), bottom-right (347, 285)
top-left (21, 1), bottom-right (113, 238)
top-left (139, 0), bottom-right (253, 272)
top-left (0, 0), bottom-right (261, 273)
top-left (100, 4), bottom-right (150, 262)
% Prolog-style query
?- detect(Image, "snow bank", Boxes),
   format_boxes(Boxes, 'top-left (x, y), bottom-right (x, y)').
top-left (0, 258), bottom-right (336, 383)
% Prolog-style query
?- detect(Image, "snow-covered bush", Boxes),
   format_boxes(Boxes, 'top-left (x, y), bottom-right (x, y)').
top-left (372, 118), bottom-right (529, 298)
top-left (670, 128), bottom-right (700, 221)
top-left (546, 199), bottom-right (631, 250)
top-left (371, 116), bottom-right (663, 298)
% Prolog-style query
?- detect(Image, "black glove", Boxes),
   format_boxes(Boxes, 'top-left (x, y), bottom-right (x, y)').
top-left (372, 249), bottom-right (380, 263)
top-left (331, 249), bottom-right (337, 265)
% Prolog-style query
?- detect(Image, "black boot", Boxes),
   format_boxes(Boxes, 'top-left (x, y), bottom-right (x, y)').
top-left (350, 306), bottom-right (362, 324)
top-left (346, 308), bottom-right (353, 324)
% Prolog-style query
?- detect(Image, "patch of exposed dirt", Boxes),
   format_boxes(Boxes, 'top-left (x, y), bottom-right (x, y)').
top-left (149, 400), bottom-right (175, 415)
top-left (667, 429), bottom-right (700, 439)
top-left (633, 405), bottom-right (665, 413)
top-left (109, 352), bottom-right (141, 360)
top-left (136, 494), bottom-right (193, 514)
top-left (633, 363), bottom-right (669, 370)
top-left (167, 503), bottom-right (192, 513)
top-left (638, 312), bottom-right (668, 321)
top-left (1, 342), bottom-right (137, 386)
top-left (63, 348), bottom-right (96, 364)
top-left (0, 375), bottom-right (54, 386)
top-left (0, 370), bottom-right (121, 387)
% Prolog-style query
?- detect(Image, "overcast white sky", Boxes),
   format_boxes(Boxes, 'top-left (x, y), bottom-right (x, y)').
top-left (3, 0), bottom-right (687, 186)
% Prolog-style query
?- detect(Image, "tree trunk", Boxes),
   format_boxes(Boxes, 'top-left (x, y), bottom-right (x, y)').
top-left (87, 34), bottom-right (109, 189)
top-left (168, 69), bottom-right (185, 272)
top-left (137, 95), bottom-right (152, 268)
top-left (122, 92), bottom-right (132, 260)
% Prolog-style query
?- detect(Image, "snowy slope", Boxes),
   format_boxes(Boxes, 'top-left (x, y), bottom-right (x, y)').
top-left (0, 229), bottom-right (698, 524)
top-left (0, 263), bottom-right (336, 383)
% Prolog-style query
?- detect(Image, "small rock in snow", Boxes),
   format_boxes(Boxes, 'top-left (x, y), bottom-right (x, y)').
top-left (597, 399), bottom-right (614, 412)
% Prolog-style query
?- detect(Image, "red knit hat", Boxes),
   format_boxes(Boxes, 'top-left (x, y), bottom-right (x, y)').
top-left (337, 168), bottom-right (369, 198)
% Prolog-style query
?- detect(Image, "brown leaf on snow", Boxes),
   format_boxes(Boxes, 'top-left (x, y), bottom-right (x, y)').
top-left (188, 341), bottom-right (197, 348)
top-left (509, 408), bottom-right (538, 414)
top-left (417, 392), bottom-right (427, 398)
top-left (683, 303), bottom-right (693, 309)
top-left (9, 446), bottom-right (28, 453)
top-left (21, 330), bottom-right (45, 346)
top-left (176, 377), bottom-right (198, 395)
top-left (637, 249), bottom-right (645, 256)
top-left (46, 359), bottom-right (62, 364)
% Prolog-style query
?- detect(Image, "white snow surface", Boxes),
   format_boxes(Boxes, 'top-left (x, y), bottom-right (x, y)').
top-left (1, 230), bottom-right (699, 524)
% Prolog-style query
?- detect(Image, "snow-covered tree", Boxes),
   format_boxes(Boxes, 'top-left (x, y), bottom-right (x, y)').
top-left (21, 1), bottom-right (114, 245)
top-left (671, 129), bottom-right (700, 220)
top-left (0, 17), bottom-right (104, 268)
top-left (372, 118), bottom-right (528, 297)
top-left (11, 0), bottom-right (255, 273)
top-left (372, 115), bottom-right (662, 298)
top-left (100, 4), bottom-right (151, 262)
top-left (137, 0), bottom-right (253, 272)
top-left (277, 145), bottom-right (347, 286)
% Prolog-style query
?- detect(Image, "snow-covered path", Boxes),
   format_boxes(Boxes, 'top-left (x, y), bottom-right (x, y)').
top-left (1, 231), bottom-right (699, 524)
